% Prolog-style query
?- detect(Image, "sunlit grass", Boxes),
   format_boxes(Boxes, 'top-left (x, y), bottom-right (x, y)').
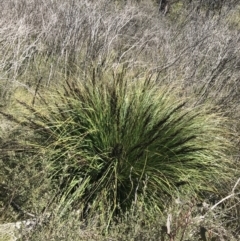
top-left (0, 67), bottom-right (234, 225)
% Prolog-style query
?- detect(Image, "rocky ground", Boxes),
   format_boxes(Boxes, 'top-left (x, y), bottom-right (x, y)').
top-left (0, 219), bottom-right (37, 241)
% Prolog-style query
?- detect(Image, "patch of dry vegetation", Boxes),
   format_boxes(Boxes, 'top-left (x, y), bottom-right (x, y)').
top-left (0, 0), bottom-right (239, 240)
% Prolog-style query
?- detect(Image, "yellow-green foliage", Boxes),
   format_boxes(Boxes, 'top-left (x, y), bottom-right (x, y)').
top-left (227, 6), bottom-right (240, 30)
top-left (0, 223), bottom-right (18, 241)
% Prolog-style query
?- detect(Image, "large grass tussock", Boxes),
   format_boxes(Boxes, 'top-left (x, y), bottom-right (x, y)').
top-left (3, 69), bottom-right (233, 222)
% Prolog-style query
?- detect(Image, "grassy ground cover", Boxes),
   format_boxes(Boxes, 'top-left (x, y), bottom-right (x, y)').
top-left (0, 0), bottom-right (240, 240)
